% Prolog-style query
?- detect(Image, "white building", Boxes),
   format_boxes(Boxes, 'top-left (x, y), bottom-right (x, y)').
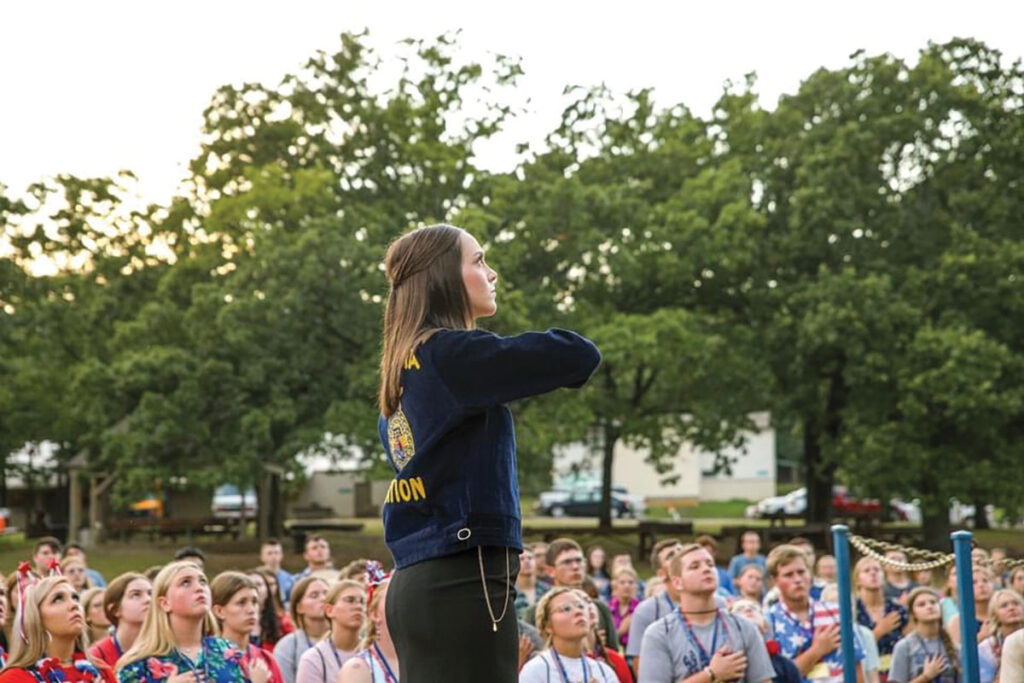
top-left (551, 412), bottom-right (775, 504)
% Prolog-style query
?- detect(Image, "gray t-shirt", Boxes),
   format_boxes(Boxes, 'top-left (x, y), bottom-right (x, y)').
top-left (637, 611), bottom-right (774, 683)
top-left (627, 593), bottom-right (678, 657)
top-left (888, 634), bottom-right (956, 683)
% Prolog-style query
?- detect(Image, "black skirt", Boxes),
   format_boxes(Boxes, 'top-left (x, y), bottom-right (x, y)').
top-left (386, 545), bottom-right (521, 682)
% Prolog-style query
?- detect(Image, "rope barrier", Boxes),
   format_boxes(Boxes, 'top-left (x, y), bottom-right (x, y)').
top-left (847, 533), bottom-right (1024, 578)
top-left (994, 558), bottom-right (1024, 571)
top-left (847, 534), bottom-right (955, 572)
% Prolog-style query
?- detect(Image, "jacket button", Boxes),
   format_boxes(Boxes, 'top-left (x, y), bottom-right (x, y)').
top-left (457, 528), bottom-right (472, 541)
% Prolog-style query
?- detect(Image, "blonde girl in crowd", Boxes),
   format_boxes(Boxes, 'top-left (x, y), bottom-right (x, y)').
top-left (210, 572), bottom-right (279, 683)
top-left (946, 565), bottom-right (995, 647)
top-left (854, 557), bottom-right (908, 681)
top-left (517, 586), bottom-right (617, 683)
top-left (62, 558), bottom-right (93, 593)
top-left (273, 577), bottom-right (329, 683)
top-left (735, 564), bottom-right (766, 603)
top-left (114, 561), bottom-right (246, 683)
top-left (89, 573), bottom-right (151, 669)
top-left (295, 581), bottom-right (364, 683)
top-left (887, 587), bottom-right (957, 683)
top-left (608, 568), bottom-right (639, 652)
top-left (978, 589), bottom-right (1024, 683)
top-left (338, 580), bottom-right (398, 683)
top-left (0, 575), bottom-right (116, 683)
top-left (80, 588), bottom-right (110, 643)
top-left (1008, 567), bottom-right (1024, 598)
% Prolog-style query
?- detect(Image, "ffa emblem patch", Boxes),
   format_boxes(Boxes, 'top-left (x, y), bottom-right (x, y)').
top-left (387, 407), bottom-right (416, 471)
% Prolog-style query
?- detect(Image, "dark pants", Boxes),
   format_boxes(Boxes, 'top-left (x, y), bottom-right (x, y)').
top-left (386, 546), bottom-right (521, 682)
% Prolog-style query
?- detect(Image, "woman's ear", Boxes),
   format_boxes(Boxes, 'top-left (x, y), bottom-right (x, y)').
top-left (211, 604), bottom-right (225, 621)
top-left (158, 596), bottom-right (171, 614)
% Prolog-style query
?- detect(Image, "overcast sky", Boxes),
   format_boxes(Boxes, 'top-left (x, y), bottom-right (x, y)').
top-left (3, 0), bottom-right (1023, 206)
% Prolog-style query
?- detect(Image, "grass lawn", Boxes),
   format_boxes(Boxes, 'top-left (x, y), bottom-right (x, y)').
top-left (0, 531), bottom-right (390, 580)
top-left (3, 515), bottom-right (1022, 582)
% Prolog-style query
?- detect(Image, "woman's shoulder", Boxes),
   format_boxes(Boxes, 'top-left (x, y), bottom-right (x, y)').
top-left (0, 667), bottom-right (38, 683)
top-left (339, 653), bottom-right (369, 672)
top-left (203, 636), bottom-right (241, 656)
top-left (296, 641), bottom-right (324, 662)
top-left (272, 632), bottom-right (297, 654)
top-left (592, 657), bottom-right (618, 679)
top-left (516, 652), bottom-right (552, 679)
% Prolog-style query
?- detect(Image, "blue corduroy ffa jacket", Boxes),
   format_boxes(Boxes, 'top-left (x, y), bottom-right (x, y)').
top-left (378, 328), bottom-right (601, 569)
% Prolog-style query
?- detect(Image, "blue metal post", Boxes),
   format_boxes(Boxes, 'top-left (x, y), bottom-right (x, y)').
top-left (831, 524), bottom-right (857, 683)
top-left (952, 530), bottom-right (980, 683)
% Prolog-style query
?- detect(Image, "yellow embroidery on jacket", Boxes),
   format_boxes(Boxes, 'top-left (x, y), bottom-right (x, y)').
top-left (385, 476), bottom-right (428, 503)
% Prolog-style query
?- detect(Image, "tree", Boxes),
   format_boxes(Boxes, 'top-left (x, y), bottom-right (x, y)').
top-left (461, 88), bottom-right (770, 527)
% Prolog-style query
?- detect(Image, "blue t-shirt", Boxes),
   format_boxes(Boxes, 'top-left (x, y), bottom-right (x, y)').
top-left (379, 328), bottom-right (600, 569)
top-left (728, 553), bottom-right (766, 579)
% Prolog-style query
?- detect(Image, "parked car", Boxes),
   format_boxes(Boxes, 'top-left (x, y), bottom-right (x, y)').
top-left (537, 488), bottom-right (637, 518)
top-left (211, 485), bottom-right (258, 519)
top-left (889, 497), bottom-right (994, 527)
top-left (745, 486), bottom-right (882, 520)
top-left (536, 484), bottom-right (646, 518)
top-left (745, 488), bottom-right (805, 519)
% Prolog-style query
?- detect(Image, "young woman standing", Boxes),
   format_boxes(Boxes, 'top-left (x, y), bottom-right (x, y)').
top-left (338, 580), bottom-right (398, 683)
top-left (377, 224), bottom-right (601, 682)
top-left (295, 580), bottom-right (364, 683)
top-left (89, 573), bottom-right (151, 668)
top-left (517, 587), bottom-right (618, 683)
top-left (608, 568), bottom-right (639, 651)
top-left (273, 577), bottom-right (330, 683)
top-left (0, 576), bottom-right (115, 683)
top-left (80, 588), bottom-right (111, 644)
top-left (977, 589), bottom-right (1024, 683)
top-left (210, 572), bottom-right (278, 683)
top-left (114, 561), bottom-right (247, 683)
top-left (855, 557), bottom-right (909, 681)
top-left (887, 587), bottom-right (957, 683)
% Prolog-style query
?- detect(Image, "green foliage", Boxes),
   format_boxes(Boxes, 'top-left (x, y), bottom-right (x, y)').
top-left (3, 35), bottom-right (1024, 543)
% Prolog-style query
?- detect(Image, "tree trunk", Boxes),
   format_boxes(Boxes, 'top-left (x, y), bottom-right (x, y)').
top-left (803, 416), bottom-right (833, 524)
top-left (269, 471), bottom-right (284, 538)
top-left (598, 421), bottom-right (619, 530)
top-left (972, 498), bottom-right (990, 529)
top-left (0, 448), bottom-right (7, 507)
top-left (922, 506), bottom-right (952, 551)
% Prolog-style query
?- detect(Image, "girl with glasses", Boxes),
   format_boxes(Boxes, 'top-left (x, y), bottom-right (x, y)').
top-left (296, 580), bottom-right (364, 683)
top-left (517, 587), bottom-right (617, 682)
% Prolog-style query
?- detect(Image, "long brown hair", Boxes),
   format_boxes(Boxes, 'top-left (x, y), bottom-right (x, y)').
top-left (209, 571), bottom-right (256, 630)
top-left (378, 224), bottom-right (472, 416)
top-left (103, 572), bottom-right (149, 626)
top-left (907, 586), bottom-right (959, 675)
